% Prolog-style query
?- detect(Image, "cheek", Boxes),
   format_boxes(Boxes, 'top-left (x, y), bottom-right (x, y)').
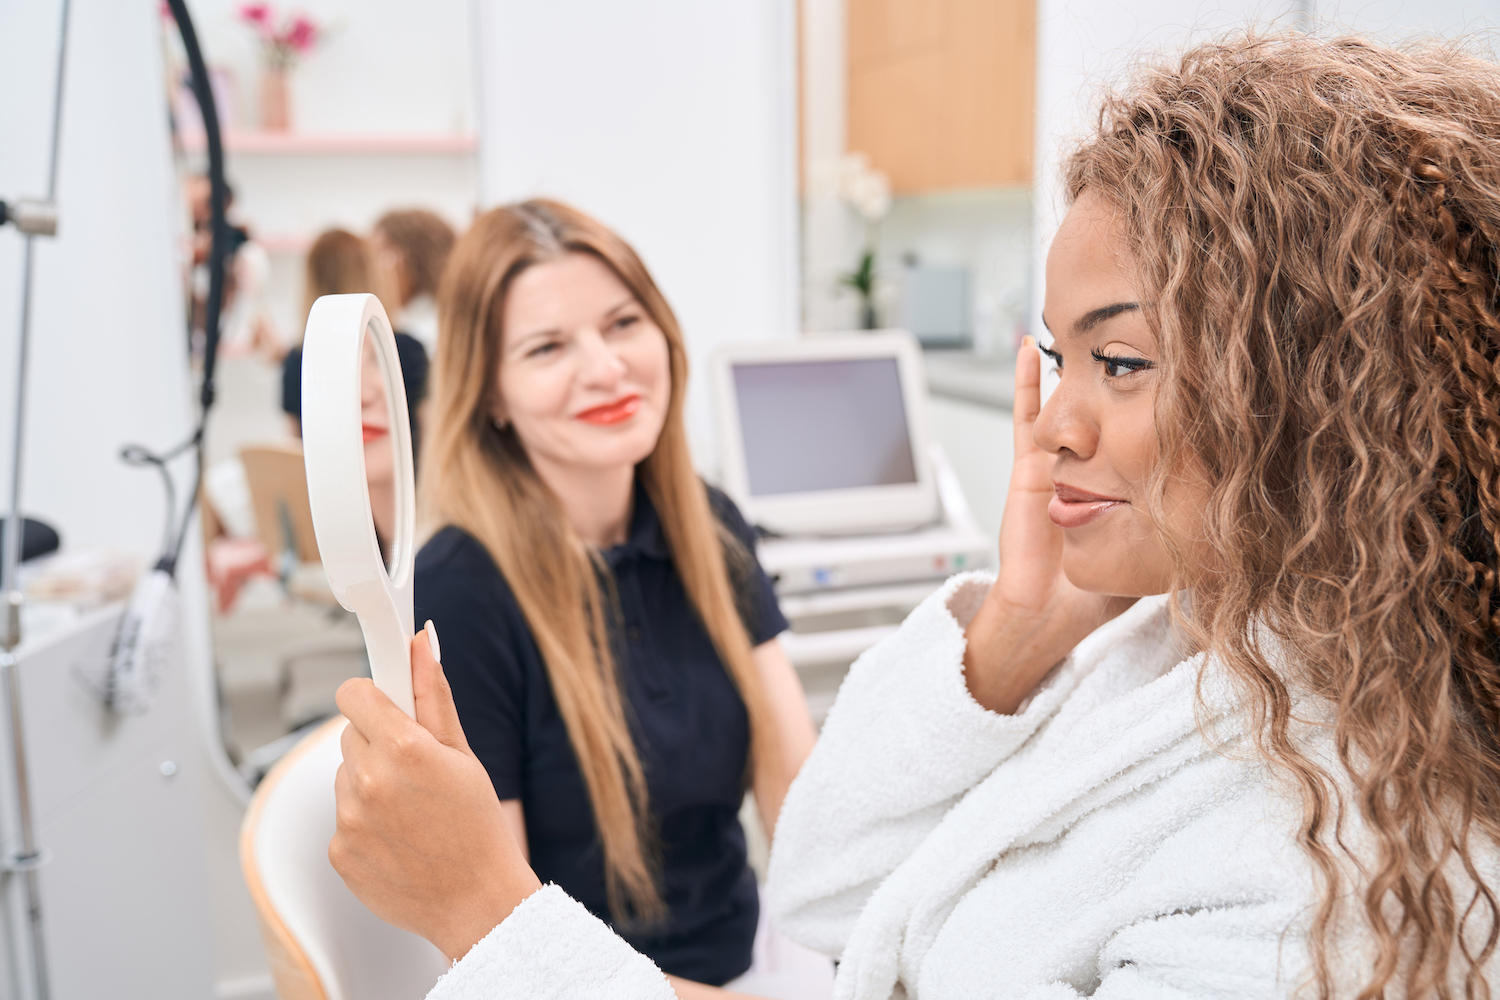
top-left (627, 330), bottom-right (671, 401)
top-left (499, 362), bottom-right (573, 424)
top-left (1100, 398), bottom-right (1159, 493)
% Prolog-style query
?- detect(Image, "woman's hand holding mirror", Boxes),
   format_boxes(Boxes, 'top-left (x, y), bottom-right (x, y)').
top-left (330, 626), bottom-right (542, 962)
top-left (962, 338), bottom-right (1134, 714)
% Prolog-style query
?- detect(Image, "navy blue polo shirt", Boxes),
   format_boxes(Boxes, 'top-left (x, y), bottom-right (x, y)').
top-left (413, 484), bottom-right (787, 985)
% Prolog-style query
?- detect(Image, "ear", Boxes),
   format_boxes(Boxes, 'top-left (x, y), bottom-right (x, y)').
top-left (487, 395), bottom-right (510, 431)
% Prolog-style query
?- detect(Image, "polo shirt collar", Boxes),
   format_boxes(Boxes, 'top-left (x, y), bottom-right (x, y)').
top-left (603, 482), bottom-right (670, 565)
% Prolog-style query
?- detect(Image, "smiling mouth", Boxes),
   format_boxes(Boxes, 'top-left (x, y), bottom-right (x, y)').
top-left (576, 395), bottom-right (642, 426)
top-left (1049, 482), bottom-right (1127, 529)
top-left (362, 424), bottom-right (389, 444)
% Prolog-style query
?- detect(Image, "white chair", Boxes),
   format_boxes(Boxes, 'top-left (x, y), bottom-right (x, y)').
top-left (240, 717), bottom-right (450, 1000)
top-left (242, 718), bottom-right (833, 1000)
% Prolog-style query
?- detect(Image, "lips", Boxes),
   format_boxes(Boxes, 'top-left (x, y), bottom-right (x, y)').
top-left (576, 395), bottom-right (642, 426)
top-left (362, 424), bottom-right (389, 444)
top-left (1048, 482), bottom-right (1127, 529)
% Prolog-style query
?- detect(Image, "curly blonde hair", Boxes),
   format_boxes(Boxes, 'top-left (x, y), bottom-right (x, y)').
top-left (1067, 34), bottom-right (1500, 998)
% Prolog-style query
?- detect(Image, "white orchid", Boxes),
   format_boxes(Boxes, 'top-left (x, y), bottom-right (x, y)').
top-left (836, 152), bottom-right (892, 222)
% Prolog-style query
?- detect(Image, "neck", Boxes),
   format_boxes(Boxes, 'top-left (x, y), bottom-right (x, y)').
top-left (531, 459), bottom-right (636, 548)
top-left (369, 478), bottom-right (396, 551)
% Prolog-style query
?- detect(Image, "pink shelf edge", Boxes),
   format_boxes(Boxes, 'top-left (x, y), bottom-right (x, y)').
top-left (177, 132), bottom-right (478, 155)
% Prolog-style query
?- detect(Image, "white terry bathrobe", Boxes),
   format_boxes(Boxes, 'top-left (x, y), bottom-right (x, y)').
top-left (424, 573), bottom-right (1358, 999)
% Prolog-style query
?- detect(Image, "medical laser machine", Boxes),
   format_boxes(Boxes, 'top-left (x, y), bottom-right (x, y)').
top-left (712, 332), bottom-right (991, 674)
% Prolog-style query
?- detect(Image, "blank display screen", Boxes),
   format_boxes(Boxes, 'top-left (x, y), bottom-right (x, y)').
top-left (733, 357), bottom-right (917, 496)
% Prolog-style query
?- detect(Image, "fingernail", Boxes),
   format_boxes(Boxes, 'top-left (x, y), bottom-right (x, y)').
top-left (1021, 335), bottom-right (1035, 348)
top-left (425, 619), bottom-right (442, 664)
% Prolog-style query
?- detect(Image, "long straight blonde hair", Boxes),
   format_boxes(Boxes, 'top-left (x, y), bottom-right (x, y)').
top-left (421, 199), bottom-right (773, 922)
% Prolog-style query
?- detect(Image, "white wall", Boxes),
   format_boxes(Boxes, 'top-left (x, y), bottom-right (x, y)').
top-left (0, 1), bottom-right (258, 997)
top-left (473, 0), bottom-right (800, 472)
top-left (0, 1), bottom-right (197, 558)
top-left (0, 4), bottom-right (279, 996)
top-left (1031, 0), bottom-right (1500, 342)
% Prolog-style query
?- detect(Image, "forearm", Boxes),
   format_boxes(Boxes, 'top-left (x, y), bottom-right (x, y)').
top-left (748, 638), bottom-right (817, 839)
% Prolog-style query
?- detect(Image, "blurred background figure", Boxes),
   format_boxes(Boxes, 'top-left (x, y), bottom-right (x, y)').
top-left (370, 208), bottom-right (457, 354)
top-left (186, 174), bottom-right (282, 363)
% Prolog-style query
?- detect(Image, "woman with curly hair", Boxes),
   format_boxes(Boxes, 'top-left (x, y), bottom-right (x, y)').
top-left (328, 32), bottom-right (1500, 999)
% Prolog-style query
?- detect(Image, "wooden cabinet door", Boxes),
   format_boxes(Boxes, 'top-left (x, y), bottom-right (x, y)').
top-left (847, 0), bottom-right (1035, 192)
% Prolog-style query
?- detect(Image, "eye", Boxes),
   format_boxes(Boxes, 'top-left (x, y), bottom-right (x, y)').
top-left (1090, 347), bottom-right (1154, 378)
top-left (527, 340), bottom-right (561, 358)
top-left (1039, 344), bottom-right (1064, 370)
top-left (609, 314), bottom-right (640, 333)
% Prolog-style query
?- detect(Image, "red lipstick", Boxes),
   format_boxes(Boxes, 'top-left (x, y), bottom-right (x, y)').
top-left (361, 424), bottom-right (388, 444)
top-left (576, 395), bottom-right (642, 426)
top-left (1048, 482), bottom-right (1127, 529)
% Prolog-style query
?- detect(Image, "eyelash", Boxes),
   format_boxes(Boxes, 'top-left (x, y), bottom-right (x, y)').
top-left (1038, 344), bottom-right (1154, 378)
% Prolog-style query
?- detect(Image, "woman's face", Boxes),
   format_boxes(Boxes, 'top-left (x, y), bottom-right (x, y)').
top-left (493, 253), bottom-right (671, 481)
top-left (1036, 190), bottom-right (1208, 596)
top-left (360, 333), bottom-right (394, 489)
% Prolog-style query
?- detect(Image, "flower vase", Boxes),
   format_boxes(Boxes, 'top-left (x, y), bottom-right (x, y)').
top-left (259, 66), bottom-right (291, 132)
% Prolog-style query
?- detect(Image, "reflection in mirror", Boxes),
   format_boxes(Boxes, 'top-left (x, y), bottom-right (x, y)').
top-left (361, 324), bottom-right (398, 573)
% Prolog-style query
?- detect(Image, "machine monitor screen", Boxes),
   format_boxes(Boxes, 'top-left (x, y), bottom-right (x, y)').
top-left (732, 357), bottom-right (917, 497)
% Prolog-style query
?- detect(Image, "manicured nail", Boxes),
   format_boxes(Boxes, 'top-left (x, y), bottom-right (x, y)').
top-left (425, 619), bottom-right (442, 664)
top-left (1021, 335), bottom-right (1035, 348)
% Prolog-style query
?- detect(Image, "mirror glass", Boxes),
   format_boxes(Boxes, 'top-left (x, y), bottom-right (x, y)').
top-left (360, 323), bottom-right (400, 575)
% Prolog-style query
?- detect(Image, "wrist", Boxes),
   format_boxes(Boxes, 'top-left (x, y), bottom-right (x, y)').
top-left (961, 593), bottom-right (1080, 715)
top-left (437, 858), bottom-right (543, 961)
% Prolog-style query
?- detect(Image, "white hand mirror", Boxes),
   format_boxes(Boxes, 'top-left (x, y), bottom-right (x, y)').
top-left (301, 293), bottom-right (417, 718)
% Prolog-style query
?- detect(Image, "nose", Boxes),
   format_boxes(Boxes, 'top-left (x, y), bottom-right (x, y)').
top-left (576, 326), bottom-right (627, 388)
top-left (1032, 371), bottom-right (1097, 461)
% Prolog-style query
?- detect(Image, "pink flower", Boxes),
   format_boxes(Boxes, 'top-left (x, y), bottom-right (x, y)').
top-left (239, 3), bottom-right (322, 66)
top-left (282, 15), bottom-right (319, 53)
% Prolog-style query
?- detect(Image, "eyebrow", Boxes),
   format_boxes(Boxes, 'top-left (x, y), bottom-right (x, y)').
top-left (1040, 301), bottom-right (1140, 338)
top-left (1079, 302), bottom-right (1139, 332)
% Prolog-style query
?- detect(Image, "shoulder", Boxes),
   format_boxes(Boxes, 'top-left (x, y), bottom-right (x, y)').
top-left (418, 524), bottom-right (494, 574)
top-left (704, 483), bottom-right (757, 549)
top-left (415, 527), bottom-right (535, 690)
top-left (416, 526), bottom-right (519, 613)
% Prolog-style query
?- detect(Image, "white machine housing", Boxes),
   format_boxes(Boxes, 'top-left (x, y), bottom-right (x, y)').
top-left (758, 443), bottom-right (990, 595)
top-left (712, 331), bottom-right (939, 536)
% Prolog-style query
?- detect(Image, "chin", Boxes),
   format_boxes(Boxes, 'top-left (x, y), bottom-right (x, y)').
top-left (1061, 544), bottom-right (1142, 598)
top-left (577, 433), bottom-right (657, 470)
top-left (1062, 547), bottom-right (1173, 599)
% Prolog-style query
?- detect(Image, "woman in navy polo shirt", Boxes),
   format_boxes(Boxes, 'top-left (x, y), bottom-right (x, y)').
top-left (413, 199), bottom-right (818, 994)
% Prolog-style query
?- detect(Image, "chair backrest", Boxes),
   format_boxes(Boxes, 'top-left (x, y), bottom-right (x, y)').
top-left (241, 441), bottom-right (321, 565)
top-left (240, 717), bottom-right (449, 1000)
